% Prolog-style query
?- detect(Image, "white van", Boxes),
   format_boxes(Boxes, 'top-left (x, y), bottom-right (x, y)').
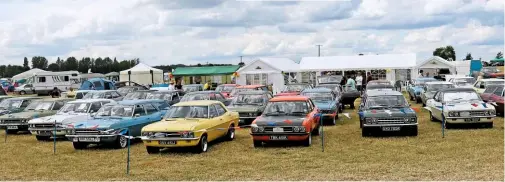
top-left (26, 71), bottom-right (81, 95)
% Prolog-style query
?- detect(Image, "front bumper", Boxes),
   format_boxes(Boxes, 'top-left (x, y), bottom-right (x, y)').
top-left (140, 136), bottom-right (201, 148)
top-left (444, 116), bottom-right (494, 124)
top-left (29, 127), bottom-right (70, 137)
top-left (65, 134), bottom-right (118, 143)
top-left (0, 123), bottom-right (29, 130)
top-left (250, 132), bottom-right (309, 142)
top-left (362, 123), bottom-right (418, 132)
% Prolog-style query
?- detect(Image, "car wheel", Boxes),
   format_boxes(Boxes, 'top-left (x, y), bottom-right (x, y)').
top-left (444, 121), bottom-right (451, 129)
top-left (359, 119), bottom-right (363, 128)
top-left (422, 102), bottom-right (426, 107)
top-left (5, 130), bottom-right (17, 134)
top-left (410, 126), bottom-right (418, 136)
top-left (36, 135), bottom-right (50, 141)
top-left (429, 111), bottom-right (438, 122)
top-left (415, 98), bottom-right (421, 104)
top-left (114, 135), bottom-right (128, 149)
top-left (312, 124), bottom-right (321, 136)
top-left (484, 123), bottom-right (493, 128)
top-left (409, 93), bottom-right (414, 101)
top-left (225, 125), bottom-right (235, 141)
top-left (19, 91), bottom-right (26, 95)
top-left (253, 140), bottom-right (262, 148)
top-left (146, 146), bottom-right (160, 154)
top-left (194, 135), bottom-right (208, 153)
top-left (330, 115), bottom-right (337, 125)
top-left (73, 142), bottom-right (88, 150)
top-left (361, 128), bottom-right (369, 137)
top-left (303, 135), bottom-right (312, 147)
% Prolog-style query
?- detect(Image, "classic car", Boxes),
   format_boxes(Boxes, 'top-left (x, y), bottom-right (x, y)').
top-left (215, 84), bottom-right (240, 98)
top-left (367, 80), bottom-right (392, 86)
top-left (407, 77), bottom-right (437, 102)
top-left (250, 96), bottom-right (322, 147)
top-left (301, 88), bottom-right (340, 125)
top-left (227, 90), bottom-right (272, 125)
top-left (341, 85), bottom-right (360, 109)
top-left (66, 99), bottom-right (169, 149)
top-left (115, 81), bottom-right (146, 89)
top-left (181, 91), bottom-right (230, 106)
top-left (0, 96), bottom-right (14, 103)
top-left (317, 75), bottom-right (343, 85)
top-left (0, 98), bottom-right (73, 134)
top-left (117, 85), bottom-right (148, 96)
top-left (358, 90), bottom-right (417, 137)
top-left (140, 100), bottom-right (239, 153)
top-left (275, 83), bottom-right (313, 96)
top-left (473, 78), bottom-right (504, 94)
top-left (146, 90), bottom-right (182, 105)
top-left (182, 84), bottom-right (204, 93)
top-left (82, 90), bottom-right (124, 101)
top-left (61, 90), bottom-right (90, 99)
top-left (122, 90), bottom-right (156, 100)
top-left (447, 76), bottom-right (476, 88)
top-left (228, 85), bottom-right (269, 101)
top-left (0, 97), bottom-right (41, 116)
top-left (481, 67), bottom-right (504, 79)
top-left (14, 84), bottom-right (35, 95)
top-left (426, 88), bottom-right (496, 128)
top-left (420, 81), bottom-right (455, 106)
top-left (28, 99), bottom-right (116, 141)
top-left (480, 84), bottom-right (504, 116)
top-left (365, 84), bottom-right (394, 91)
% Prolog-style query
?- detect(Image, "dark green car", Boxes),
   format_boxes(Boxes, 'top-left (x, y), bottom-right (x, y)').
top-left (227, 91), bottom-right (272, 125)
top-left (0, 97), bottom-right (41, 116)
top-left (0, 98), bottom-right (74, 134)
top-left (358, 90), bottom-right (418, 137)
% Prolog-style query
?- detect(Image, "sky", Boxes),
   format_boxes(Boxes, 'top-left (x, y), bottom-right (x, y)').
top-left (0, 0), bottom-right (503, 66)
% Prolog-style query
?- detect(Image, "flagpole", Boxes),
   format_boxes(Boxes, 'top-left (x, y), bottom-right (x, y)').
top-left (441, 105), bottom-right (445, 138)
top-left (53, 120), bottom-right (57, 154)
top-left (4, 128), bottom-right (7, 143)
top-left (126, 131), bottom-right (131, 175)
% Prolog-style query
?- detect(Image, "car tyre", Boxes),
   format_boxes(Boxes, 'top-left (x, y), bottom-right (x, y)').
top-left (444, 120), bottom-right (451, 129)
top-left (5, 130), bottom-right (17, 134)
top-left (484, 123), bottom-right (493, 128)
top-left (415, 98), bottom-right (421, 104)
top-left (19, 91), bottom-right (26, 95)
top-left (409, 94), bottom-right (414, 101)
top-left (73, 142), bottom-right (88, 150)
top-left (36, 135), bottom-right (50, 141)
top-left (302, 135), bottom-right (312, 147)
top-left (113, 135), bottom-right (128, 149)
top-left (146, 146), bottom-right (160, 154)
top-left (253, 140), bottom-right (262, 148)
top-left (330, 115), bottom-right (337, 125)
top-left (194, 135), bottom-right (208, 153)
top-left (410, 126), bottom-right (418, 136)
top-left (312, 124), bottom-right (321, 136)
top-left (429, 111), bottom-right (438, 122)
top-left (225, 124), bottom-right (235, 141)
top-left (361, 128), bottom-right (370, 137)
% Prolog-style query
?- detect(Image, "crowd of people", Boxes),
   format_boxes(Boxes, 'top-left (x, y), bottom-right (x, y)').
top-left (339, 72), bottom-right (374, 93)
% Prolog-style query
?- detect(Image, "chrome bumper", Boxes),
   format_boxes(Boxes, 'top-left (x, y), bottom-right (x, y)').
top-left (363, 123), bottom-right (418, 127)
top-left (139, 136), bottom-right (199, 141)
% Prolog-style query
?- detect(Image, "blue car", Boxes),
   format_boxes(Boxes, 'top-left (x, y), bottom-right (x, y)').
top-left (301, 88), bottom-right (341, 125)
top-left (66, 99), bottom-right (169, 150)
top-left (407, 77), bottom-right (437, 103)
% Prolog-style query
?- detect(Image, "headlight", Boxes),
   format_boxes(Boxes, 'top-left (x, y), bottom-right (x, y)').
top-left (448, 111), bottom-right (460, 117)
top-left (372, 118), bottom-right (378, 124)
top-left (67, 129), bottom-right (75, 134)
top-left (299, 126), bottom-right (306, 133)
top-left (365, 118), bottom-right (372, 124)
top-left (180, 131), bottom-right (194, 138)
top-left (251, 126), bottom-right (259, 132)
top-left (489, 110), bottom-right (496, 115)
top-left (258, 127), bottom-right (264, 132)
top-left (410, 118), bottom-right (416, 123)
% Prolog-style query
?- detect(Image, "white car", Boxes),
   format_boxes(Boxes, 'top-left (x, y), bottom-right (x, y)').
top-left (473, 78), bottom-right (504, 94)
top-left (447, 76), bottom-right (476, 88)
top-left (28, 99), bottom-right (116, 141)
top-left (426, 88), bottom-right (496, 128)
top-left (420, 81), bottom-right (455, 106)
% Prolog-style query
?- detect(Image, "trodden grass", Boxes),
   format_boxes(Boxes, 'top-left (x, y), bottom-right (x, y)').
top-left (0, 97), bottom-right (502, 181)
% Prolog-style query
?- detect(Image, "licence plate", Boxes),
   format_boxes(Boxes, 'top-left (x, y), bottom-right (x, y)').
top-left (78, 137), bottom-right (100, 142)
top-left (269, 135), bottom-right (288, 140)
top-left (38, 131), bottom-right (51, 136)
top-left (464, 118), bottom-right (480, 122)
top-left (159, 140), bottom-right (177, 145)
top-left (6, 126), bottom-right (18, 130)
top-left (272, 127), bottom-right (283, 132)
top-left (239, 119), bottom-right (244, 123)
top-left (382, 126), bottom-right (401, 131)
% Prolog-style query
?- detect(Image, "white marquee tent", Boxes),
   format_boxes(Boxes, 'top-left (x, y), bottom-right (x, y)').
top-left (414, 56), bottom-right (456, 79)
top-left (12, 68), bottom-right (49, 81)
top-left (236, 57), bottom-right (300, 94)
top-left (119, 63), bottom-right (163, 85)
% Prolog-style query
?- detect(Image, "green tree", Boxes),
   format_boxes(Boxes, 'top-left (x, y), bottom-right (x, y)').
top-left (23, 57), bottom-right (30, 71)
top-left (65, 57), bottom-right (79, 71)
top-left (465, 53), bottom-right (473, 60)
top-left (78, 57), bottom-right (91, 73)
top-left (103, 57), bottom-right (113, 73)
top-left (47, 63), bottom-right (60, 72)
top-left (433, 45), bottom-right (456, 61)
top-left (31, 56), bottom-right (49, 69)
top-left (94, 57), bottom-right (104, 73)
top-left (56, 57), bottom-right (63, 71)
top-left (112, 57), bottom-right (120, 72)
top-left (496, 52), bottom-right (503, 59)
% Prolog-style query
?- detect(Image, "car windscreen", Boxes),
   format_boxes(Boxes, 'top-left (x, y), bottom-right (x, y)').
top-left (25, 101), bottom-right (54, 111)
top-left (453, 78), bottom-right (476, 84)
top-left (263, 101), bottom-right (309, 116)
top-left (365, 95), bottom-right (408, 108)
top-left (486, 81), bottom-right (504, 86)
top-left (183, 86), bottom-right (200, 92)
top-left (58, 102), bottom-right (91, 114)
top-left (215, 85), bottom-right (235, 92)
top-left (232, 94), bottom-right (265, 105)
top-left (117, 87), bottom-right (135, 96)
top-left (415, 79), bottom-right (436, 86)
top-left (426, 84), bottom-right (455, 91)
top-left (146, 93), bottom-right (173, 101)
top-left (95, 105), bottom-right (134, 117)
top-left (83, 92), bottom-right (105, 99)
top-left (443, 91), bottom-right (481, 103)
top-left (318, 76), bottom-right (342, 84)
top-left (284, 85), bottom-right (309, 92)
top-left (230, 88), bottom-right (254, 97)
top-left (0, 99), bottom-right (23, 109)
top-left (164, 106), bottom-right (208, 119)
top-left (124, 92), bottom-right (149, 100)
top-left (181, 93), bottom-right (211, 102)
top-left (301, 92), bottom-right (334, 101)
top-left (484, 85), bottom-right (504, 95)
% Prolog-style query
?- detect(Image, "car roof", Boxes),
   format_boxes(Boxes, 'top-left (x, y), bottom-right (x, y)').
top-left (286, 83), bottom-right (310, 85)
top-left (40, 98), bottom-right (75, 102)
top-left (152, 90), bottom-right (180, 93)
top-left (237, 90), bottom-right (270, 95)
top-left (174, 100), bottom-right (222, 106)
top-left (119, 86), bottom-right (144, 88)
top-left (76, 90), bottom-right (90, 93)
top-left (186, 91), bottom-right (220, 94)
top-left (114, 99), bottom-right (165, 105)
top-left (369, 80), bottom-right (390, 83)
top-left (366, 84), bottom-right (394, 89)
top-left (425, 81), bottom-right (453, 85)
top-left (450, 76), bottom-right (474, 78)
top-left (86, 90), bottom-right (117, 93)
top-left (416, 77), bottom-right (437, 80)
top-left (481, 78), bottom-right (504, 82)
top-left (269, 96), bottom-right (310, 102)
top-left (218, 84), bottom-right (239, 86)
top-left (128, 90), bottom-right (156, 93)
top-left (5, 96), bottom-right (41, 101)
top-left (237, 85), bottom-right (265, 88)
top-left (301, 88), bottom-right (332, 93)
top-left (67, 99), bottom-right (115, 104)
top-left (366, 90), bottom-right (403, 96)
top-left (439, 88), bottom-right (476, 92)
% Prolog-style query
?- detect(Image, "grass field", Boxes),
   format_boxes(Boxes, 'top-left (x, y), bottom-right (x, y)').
top-left (0, 96), bottom-right (502, 181)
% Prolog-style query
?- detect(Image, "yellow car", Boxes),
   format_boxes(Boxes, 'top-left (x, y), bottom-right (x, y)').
top-left (140, 100), bottom-right (239, 153)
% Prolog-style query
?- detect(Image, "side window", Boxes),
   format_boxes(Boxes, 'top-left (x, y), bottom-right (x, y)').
top-left (215, 93), bottom-right (224, 100)
top-left (480, 82), bottom-right (486, 88)
top-left (76, 93), bottom-right (84, 99)
top-left (214, 104), bottom-right (226, 116)
top-left (21, 100), bottom-right (30, 107)
top-left (153, 101), bottom-right (169, 109)
top-left (474, 81), bottom-right (481, 87)
top-left (262, 86), bottom-right (268, 91)
top-left (134, 105), bottom-right (146, 116)
top-left (52, 101), bottom-right (64, 110)
top-left (100, 101), bottom-right (111, 106)
top-left (209, 105), bottom-right (218, 118)
top-left (209, 93), bottom-right (217, 100)
top-left (38, 77), bottom-right (46, 83)
top-left (89, 102), bottom-right (101, 113)
top-left (144, 104), bottom-right (158, 115)
top-left (105, 93), bottom-right (112, 99)
top-left (307, 100), bottom-right (314, 111)
top-left (64, 76), bottom-right (69, 81)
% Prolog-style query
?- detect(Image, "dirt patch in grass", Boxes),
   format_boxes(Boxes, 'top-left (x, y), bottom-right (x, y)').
top-left (0, 98), bottom-right (502, 180)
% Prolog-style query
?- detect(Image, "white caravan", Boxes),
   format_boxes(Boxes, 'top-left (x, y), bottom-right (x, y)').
top-left (26, 71), bottom-right (81, 95)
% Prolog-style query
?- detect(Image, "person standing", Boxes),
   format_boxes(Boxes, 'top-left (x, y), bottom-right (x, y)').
top-left (418, 70), bottom-right (424, 78)
top-left (168, 81), bottom-right (175, 91)
top-left (366, 72), bottom-right (373, 84)
top-left (175, 80), bottom-right (183, 90)
top-left (340, 76), bottom-right (347, 86)
top-left (356, 72), bottom-right (363, 92)
top-left (203, 80), bottom-right (211, 90)
top-left (346, 76), bottom-right (356, 90)
top-left (50, 87), bottom-right (61, 98)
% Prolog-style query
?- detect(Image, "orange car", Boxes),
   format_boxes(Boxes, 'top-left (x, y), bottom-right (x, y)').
top-left (215, 84), bottom-right (240, 98)
top-left (275, 83), bottom-right (313, 96)
top-left (250, 96), bottom-right (322, 147)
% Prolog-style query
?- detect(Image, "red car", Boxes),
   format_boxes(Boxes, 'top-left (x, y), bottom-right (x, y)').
top-left (250, 96), bottom-right (322, 147)
top-left (215, 84), bottom-right (240, 98)
top-left (481, 84), bottom-right (504, 116)
top-left (275, 84), bottom-right (312, 97)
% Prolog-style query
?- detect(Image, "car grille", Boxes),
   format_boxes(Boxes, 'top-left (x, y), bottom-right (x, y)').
top-left (1, 119), bottom-right (22, 124)
top-left (320, 110), bottom-right (334, 114)
top-left (150, 132), bottom-right (181, 138)
top-left (376, 117), bottom-right (408, 124)
top-left (34, 124), bottom-right (55, 128)
top-left (469, 111), bottom-right (487, 117)
top-left (264, 126), bottom-right (294, 132)
top-left (75, 129), bottom-right (100, 135)
top-left (239, 112), bottom-right (255, 117)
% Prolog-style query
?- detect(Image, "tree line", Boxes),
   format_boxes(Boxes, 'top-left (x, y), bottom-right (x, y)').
top-left (433, 45), bottom-right (503, 61)
top-left (0, 56), bottom-right (237, 78)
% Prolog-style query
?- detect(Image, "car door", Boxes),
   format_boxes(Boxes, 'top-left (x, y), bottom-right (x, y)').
top-left (430, 92), bottom-right (444, 120)
top-left (215, 93), bottom-right (228, 105)
top-left (128, 104), bottom-right (149, 136)
top-left (213, 104), bottom-right (230, 138)
top-left (207, 105), bottom-right (222, 141)
top-left (306, 99), bottom-right (318, 131)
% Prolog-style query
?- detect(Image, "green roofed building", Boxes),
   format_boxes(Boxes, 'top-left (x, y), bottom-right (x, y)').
top-left (173, 65), bottom-right (240, 85)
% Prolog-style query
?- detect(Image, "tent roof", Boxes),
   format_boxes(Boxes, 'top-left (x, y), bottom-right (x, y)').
top-left (238, 57), bottom-right (299, 73)
top-left (12, 68), bottom-right (49, 81)
top-left (105, 72), bottom-right (119, 76)
top-left (416, 56), bottom-right (455, 69)
top-left (491, 58), bottom-right (504, 62)
top-left (299, 53), bottom-right (416, 71)
top-left (173, 65), bottom-right (240, 76)
top-left (120, 63), bottom-right (162, 73)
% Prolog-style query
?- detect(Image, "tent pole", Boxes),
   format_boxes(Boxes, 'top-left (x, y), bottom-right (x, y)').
top-left (128, 71), bottom-right (131, 83)
top-left (150, 70), bottom-right (154, 84)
